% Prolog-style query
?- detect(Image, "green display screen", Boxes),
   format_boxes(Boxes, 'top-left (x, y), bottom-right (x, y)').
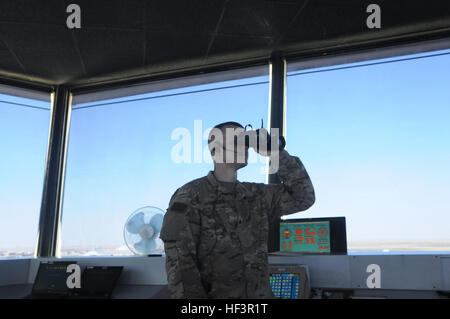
top-left (280, 221), bottom-right (331, 253)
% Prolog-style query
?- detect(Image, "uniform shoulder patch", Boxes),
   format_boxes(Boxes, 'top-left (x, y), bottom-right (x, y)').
top-left (168, 187), bottom-right (192, 210)
top-left (160, 209), bottom-right (187, 242)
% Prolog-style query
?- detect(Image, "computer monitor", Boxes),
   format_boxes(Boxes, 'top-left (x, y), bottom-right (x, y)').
top-left (269, 264), bottom-right (310, 299)
top-left (279, 217), bottom-right (347, 254)
top-left (32, 261), bottom-right (77, 297)
top-left (72, 266), bottom-right (123, 299)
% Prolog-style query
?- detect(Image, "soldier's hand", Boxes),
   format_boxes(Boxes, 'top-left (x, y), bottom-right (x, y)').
top-left (251, 128), bottom-right (280, 157)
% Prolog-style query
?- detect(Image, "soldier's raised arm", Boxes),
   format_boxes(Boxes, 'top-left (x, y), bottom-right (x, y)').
top-left (265, 149), bottom-right (315, 218)
top-left (160, 188), bottom-right (208, 299)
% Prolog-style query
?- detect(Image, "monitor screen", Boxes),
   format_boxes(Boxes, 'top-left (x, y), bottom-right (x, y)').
top-left (270, 273), bottom-right (301, 298)
top-left (32, 261), bottom-right (77, 295)
top-left (280, 221), bottom-right (331, 253)
top-left (269, 264), bottom-right (310, 299)
top-left (77, 266), bottom-right (123, 297)
top-left (279, 217), bottom-right (347, 254)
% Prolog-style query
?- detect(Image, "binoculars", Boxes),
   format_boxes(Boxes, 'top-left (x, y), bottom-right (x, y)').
top-left (243, 121), bottom-right (286, 152)
top-left (211, 120), bottom-right (286, 154)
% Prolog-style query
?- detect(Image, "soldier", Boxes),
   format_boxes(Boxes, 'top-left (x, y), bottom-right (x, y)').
top-left (160, 121), bottom-right (315, 298)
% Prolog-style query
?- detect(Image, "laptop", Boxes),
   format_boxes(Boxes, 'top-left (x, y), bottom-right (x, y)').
top-left (27, 261), bottom-right (77, 299)
top-left (71, 266), bottom-right (123, 299)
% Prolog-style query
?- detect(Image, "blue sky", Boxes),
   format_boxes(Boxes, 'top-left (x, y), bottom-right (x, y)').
top-left (0, 49), bottom-right (449, 252)
top-left (0, 95), bottom-right (50, 250)
top-left (286, 50), bottom-right (450, 241)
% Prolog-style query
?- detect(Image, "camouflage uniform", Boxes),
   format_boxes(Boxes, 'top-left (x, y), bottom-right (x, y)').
top-left (160, 149), bottom-right (315, 298)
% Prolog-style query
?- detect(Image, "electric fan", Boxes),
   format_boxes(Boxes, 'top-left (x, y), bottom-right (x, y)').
top-left (124, 206), bottom-right (165, 255)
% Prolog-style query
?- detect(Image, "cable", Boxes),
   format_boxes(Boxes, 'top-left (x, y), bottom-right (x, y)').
top-left (72, 80), bottom-right (269, 110)
top-left (287, 51), bottom-right (450, 77)
top-left (0, 99), bottom-right (50, 111)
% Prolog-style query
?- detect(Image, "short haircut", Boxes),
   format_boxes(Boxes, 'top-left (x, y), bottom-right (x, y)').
top-left (207, 121), bottom-right (243, 145)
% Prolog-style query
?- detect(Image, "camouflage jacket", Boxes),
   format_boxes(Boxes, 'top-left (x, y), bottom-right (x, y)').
top-left (160, 149), bottom-right (315, 299)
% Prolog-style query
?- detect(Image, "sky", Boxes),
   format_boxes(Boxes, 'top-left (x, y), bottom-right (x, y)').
top-left (0, 49), bottom-right (449, 253)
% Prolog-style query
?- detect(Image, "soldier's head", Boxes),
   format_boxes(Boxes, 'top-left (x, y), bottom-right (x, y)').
top-left (208, 121), bottom-right (249, 170)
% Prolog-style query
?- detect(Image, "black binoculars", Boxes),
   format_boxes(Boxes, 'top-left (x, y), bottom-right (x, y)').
top-left (243, 122), bottom-right (286, 152)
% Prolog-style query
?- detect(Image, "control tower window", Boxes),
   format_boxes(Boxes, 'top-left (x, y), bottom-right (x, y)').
top-left (285, 49), bottom-right (450, 253)
top-left (61, 73), bottom-right (269, 256)
top-left (0, 89), bottom-right (51, 259)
